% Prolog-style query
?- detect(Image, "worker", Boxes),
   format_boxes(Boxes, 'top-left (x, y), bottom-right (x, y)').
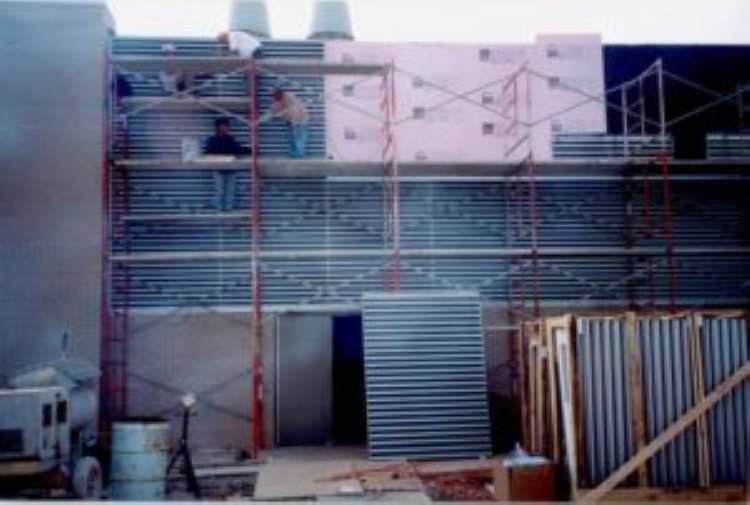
top-left (260, 87), bottom-right (310, 159)
top-left (159, 43), bottom-right (193, 97)
top-left (204, 117), bottom-right (251, 211)
top-left (217, 31), bottom-right (262, 58)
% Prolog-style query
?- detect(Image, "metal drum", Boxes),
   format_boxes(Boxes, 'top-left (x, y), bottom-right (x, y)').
top-left (109, 419), bottom-right (170, 500)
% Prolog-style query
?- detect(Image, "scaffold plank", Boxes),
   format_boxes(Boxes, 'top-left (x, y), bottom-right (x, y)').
top-left (112, 56), bottom-right (386, 76)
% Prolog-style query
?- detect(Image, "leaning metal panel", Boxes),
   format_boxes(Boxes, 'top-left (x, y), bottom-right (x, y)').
top-left (700, 316), bottom-right (749, 484)
top-left (574, 314), bottom-right (748, 489)
top-left (576, 318), bottom-right (634, 487)
top-left (639, 318), bottom-right (699, 487)
top-left (361, 291), bottom-right (492, 460)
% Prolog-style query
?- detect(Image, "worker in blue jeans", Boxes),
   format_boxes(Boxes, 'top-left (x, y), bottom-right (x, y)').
top-left (204, 117), bottom-right (250, 211)
top-left (261, 87), bottom-right (310, 158)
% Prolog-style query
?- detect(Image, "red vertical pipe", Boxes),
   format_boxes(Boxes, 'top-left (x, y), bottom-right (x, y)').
top-left (389, 65), bottom-right (400, 290)
top-left (660, 154), bottom-right (677, 313)
top-left (643, 162), bottom-right (655, 313)
top-left (524, 71), bottom-right (539, 318)
top-left (381, 65), bottom-right (399, 290)
top-left (528, 156), bottom-right (540, 318)
top-left (515, 166), bottom-right (526, 320)
top-left (99, 48), bottom-right (114, 442)
top-left (247, 63), bottom-right (263, 457)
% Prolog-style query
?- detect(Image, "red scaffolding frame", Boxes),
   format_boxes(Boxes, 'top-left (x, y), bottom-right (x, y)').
top-left (501, 65), bottom-right (540, 399)
top-left (381, 62), bottom-right (400, 290)
top-left (245, 61), bottom-right (265, 458)
top-left (99, 57), bottom-right (131, 448)
top-left (620, 60), bottom-right (677, 313)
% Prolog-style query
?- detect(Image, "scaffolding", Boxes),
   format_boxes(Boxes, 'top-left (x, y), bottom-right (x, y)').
top-left (101, 37), bottom-right (750, 460)
top-left (103, 42), bottom-right (391, 456)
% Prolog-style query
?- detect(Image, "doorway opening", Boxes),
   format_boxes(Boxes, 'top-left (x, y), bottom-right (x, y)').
top-left (332, 314), bottom-right (366, 445)
top-left (275, 313), bottom-right (366, 447)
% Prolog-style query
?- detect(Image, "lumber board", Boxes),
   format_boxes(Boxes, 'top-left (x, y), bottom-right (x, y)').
top-left (595, 486), bottom-right (748, 502)
top-left (688, 314), bottom-right (711, 487)
top-left (625, 312), bottom-right (648, 486)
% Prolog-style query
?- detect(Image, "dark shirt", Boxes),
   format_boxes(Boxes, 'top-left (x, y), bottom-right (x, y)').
top-left (204, 134), bottom-right (251, 155)
top-left (115, 74), bottom-right (133, 98)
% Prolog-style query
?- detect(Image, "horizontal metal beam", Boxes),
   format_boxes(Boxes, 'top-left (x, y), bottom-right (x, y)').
top-left (111, 246), bottom-right (750, 262)
top-left (122, 212), bottom-right (250, 222)
top-left (112, 56), bottom-right (386, 76)
top-left (257, 58), bottom-right (387, 76)
top-left (113, 158), bottom-right (750, 180)
top-left (112, 55), bottom-right (252, 73)
top-left (125, 297), bottom-right (750, 316)
top-left (120, 96), bottom-right (250, 111)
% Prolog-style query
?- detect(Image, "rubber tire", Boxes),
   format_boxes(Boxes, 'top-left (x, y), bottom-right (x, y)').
top-left (73, 457), bottom-right (102, 500)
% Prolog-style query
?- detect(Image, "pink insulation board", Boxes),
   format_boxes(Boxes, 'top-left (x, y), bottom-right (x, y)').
top-left (324, 34), bottom-right (606, 162)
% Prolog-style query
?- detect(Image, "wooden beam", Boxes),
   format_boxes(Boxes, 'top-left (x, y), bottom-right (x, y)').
top-left (581, 362), bottom-right (750, 502)
top-left (625, 312), bottom-right (648, 486)
top-left (531, 340), bottom-right (543, 453)
top-left (519, 322), bottom-right (531, 450)
top-left (553, 317), bottom-right (579, 500)
top-left (591, 485), bottom-right (748, 502)
top-left (688, 314), bottom-right (711, 487)
top-left (545, 319), bottom-right (561, 463)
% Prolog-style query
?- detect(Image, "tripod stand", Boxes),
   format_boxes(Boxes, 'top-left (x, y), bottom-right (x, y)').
top-left (166, 399), bottom-right (201, 498)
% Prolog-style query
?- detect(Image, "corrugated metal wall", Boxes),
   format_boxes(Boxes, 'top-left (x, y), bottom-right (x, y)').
top-left (361, 291), bottom-right (492, 460)
top-left (112, 176), bottom-right (749, 309)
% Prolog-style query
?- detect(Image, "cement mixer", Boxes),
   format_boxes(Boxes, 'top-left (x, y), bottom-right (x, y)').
top-left (0, 357), bottom-right (101, 499)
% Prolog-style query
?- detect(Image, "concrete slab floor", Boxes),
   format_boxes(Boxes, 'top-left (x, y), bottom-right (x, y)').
top-left (169, 447), bottom-right (496, 502)
top-left (253, 447), bottom-right (369, 501)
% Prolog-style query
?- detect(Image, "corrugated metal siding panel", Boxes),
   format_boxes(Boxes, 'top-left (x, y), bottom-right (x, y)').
top-left (260, 179), bottom-right (384, 250)
top-left (639, 318), bottom-right (698, 487)
top-left (112, 37), bottom-right (325, 158)
top-left (361, 291), bottom-right (492, 460)
top-left (552, 134), bottom-right (673, 160)
top-left (632, 180), bottom-right (748, 249)
top-left (706, 134), bottom-right (750, 160)
top-left (576, 318), bottom-right (634, 486)
top-left (119, 260), bottom-right (250, 309)
top-left (701, 317), bottom-right (749, 484)
top-left (114, 175), bottom-right (749, 308)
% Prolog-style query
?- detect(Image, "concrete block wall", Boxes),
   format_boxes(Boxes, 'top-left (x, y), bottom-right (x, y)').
top-left (0, 2), bottom-right (111, 379)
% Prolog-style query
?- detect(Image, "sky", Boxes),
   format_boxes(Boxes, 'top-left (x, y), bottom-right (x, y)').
top-left (105, 0), bottom-right (750, 44)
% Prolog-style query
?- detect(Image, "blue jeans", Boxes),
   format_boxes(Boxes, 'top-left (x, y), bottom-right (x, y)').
top-left (213, 171), bottom-right (237, 211)
top-left (287, 122), bottom-right (309, 159)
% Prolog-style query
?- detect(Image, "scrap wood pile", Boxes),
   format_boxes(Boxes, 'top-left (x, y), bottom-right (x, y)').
top-left (318, 460), bottom-right (495, 501)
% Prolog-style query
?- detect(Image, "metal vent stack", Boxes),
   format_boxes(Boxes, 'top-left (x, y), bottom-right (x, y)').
top-left (229, 0), bottom-right (271, 39)
top-left (308, 0), bottom-right (354, 40)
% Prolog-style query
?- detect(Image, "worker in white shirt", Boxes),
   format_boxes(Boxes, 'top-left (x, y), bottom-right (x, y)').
top-left (259, 87), bottom-right (310, 158)
top-left (217, 31), bottom-right (262, 58)
top-left (158, 43), bottom-right (193, 97)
